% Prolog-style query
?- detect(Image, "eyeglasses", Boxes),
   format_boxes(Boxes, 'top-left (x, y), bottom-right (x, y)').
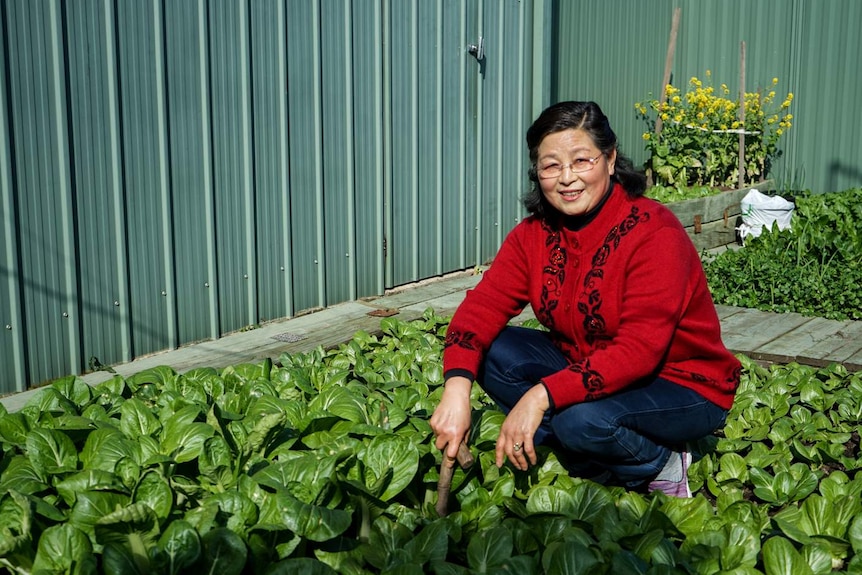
top-left (536, 155), bottom-right (602, 179)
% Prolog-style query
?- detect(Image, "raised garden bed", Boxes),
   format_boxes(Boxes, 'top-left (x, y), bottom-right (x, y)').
top-left (664, 180), bottom-right (775, 251)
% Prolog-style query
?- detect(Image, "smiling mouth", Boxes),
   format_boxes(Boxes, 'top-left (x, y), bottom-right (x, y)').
top-left (560, 190), bottom-right (583, 199)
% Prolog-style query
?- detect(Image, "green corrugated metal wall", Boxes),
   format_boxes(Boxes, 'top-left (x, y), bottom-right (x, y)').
top-left (6, 0), bottom-right (80, 384)
top-left (0, 0), bottom-right (548, 392)
top-left (164, 1), bottom-right (219, 346)
top-left (554, 0), bottom-right (862, 194)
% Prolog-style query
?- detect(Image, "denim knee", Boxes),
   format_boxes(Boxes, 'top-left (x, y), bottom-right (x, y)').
top-left (478, 327), bottom-right (568, 404)
top-left (550, 404), bottom-right (618, 455)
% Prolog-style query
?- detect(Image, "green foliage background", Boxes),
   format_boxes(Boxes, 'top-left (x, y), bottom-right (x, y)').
top-left (705, 188), bottom-right (862, 320)
top-left (636, 74), bottom-right (794, 188)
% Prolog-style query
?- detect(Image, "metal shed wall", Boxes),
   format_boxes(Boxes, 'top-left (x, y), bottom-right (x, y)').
top-left (0, 0), bottom-right (549, 392)
top-left (554, 0), bottom-right (862, 194)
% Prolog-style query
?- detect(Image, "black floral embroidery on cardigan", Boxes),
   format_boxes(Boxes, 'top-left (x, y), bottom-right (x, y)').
top-left (727, 365), bottom-right (743, 390)
top-left (578, 206), bottom-right (649, 346)
top-left (665, 364), bottom-right (741, 392)
top-left (537, 222), bottom-right (566, 329)
top-left (730, 365), bottom-right (742, 383)
top-left (445, 330), bottom-right (478, 350)
top-left (569, 360), bottom-right (608, 400)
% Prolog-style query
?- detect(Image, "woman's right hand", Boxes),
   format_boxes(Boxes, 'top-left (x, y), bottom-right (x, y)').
top-left (430, 376), bottom-right (473, 461)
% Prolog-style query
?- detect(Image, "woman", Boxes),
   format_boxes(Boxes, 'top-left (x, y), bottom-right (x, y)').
top-left (430, 101), bottom-right (740, 497)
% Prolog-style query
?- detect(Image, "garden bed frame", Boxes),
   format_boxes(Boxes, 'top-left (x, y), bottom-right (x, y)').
top-left (665, 180), bottom-right (775, 251)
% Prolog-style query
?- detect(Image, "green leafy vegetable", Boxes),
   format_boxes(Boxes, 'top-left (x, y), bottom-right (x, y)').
top-left (0, 310), bottom-right (860, 572)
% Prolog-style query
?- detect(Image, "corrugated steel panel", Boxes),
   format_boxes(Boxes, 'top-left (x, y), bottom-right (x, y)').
top-left (440, 0), bottom-right (479, 274)
top-left (209, 1), bottom-right (257, 333)
top-left (286, 1), bottom-right (326, 313)
top-left (388, 0), bottom-right (535, 286)
top-left (388, 0), bottom-right (421, 286)
top-left (477, 0), bottom-right (533, 265)
top-left (164, 0), bottom-right (219, 343)
top-left (389, 0), bottom-right (488, 287)
top-left (321, 0), bottom-right (357, 304)
top-left (66, 0), bottom-right (130, 370)
top-left (164, 0), bottom-right (220, 343)
top-left (352, 0), bottom-right (386, 298)
top-left (0, 9), bottom-right (26, 390)
top-left (116, 0), bottom-right (175, 355)
top-left (414, 0), bottom-right (444, 280)
top-left (250, 0), bottom-right (293, 321)
top-left (554, 0), bottom-right (862, 194)
top-left (6, 0), bottom-right (80, 386)
top-left (0, 0), bottom-right (546, 392)
top-left (790, 0), bottom-right (862, 193)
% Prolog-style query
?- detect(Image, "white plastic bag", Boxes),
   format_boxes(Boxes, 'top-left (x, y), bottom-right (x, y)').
top-left (736, 189), bottom-right (794, 243)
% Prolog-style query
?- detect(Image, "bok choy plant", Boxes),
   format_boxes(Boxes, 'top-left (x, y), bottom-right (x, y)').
top-left (1, 310), bottom-right (861, 573)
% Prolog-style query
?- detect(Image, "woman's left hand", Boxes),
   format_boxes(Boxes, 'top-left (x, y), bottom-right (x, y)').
top-left (496, 383), bottom-right (550, 470)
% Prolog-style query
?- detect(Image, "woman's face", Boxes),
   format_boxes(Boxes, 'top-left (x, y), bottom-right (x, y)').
top-left (536, 128), bottom-right (616, 217)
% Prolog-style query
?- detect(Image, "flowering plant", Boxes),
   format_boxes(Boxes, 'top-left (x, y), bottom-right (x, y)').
top-left (636, 72), bottom-right (794, 188)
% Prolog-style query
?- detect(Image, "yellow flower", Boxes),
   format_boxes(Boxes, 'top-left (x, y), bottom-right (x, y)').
top-left (706, 69), bottom-right (712, 77)
top-left (672, 95), bottom-right (681, 104)
top-left (772, 77), bottom-right (779, 85)
top-left (643, 132), bottom-right (651, 140)
top-left (776, 128), bottom-right (783, 135)
top-left (661, 113), bottom-right (669, 121)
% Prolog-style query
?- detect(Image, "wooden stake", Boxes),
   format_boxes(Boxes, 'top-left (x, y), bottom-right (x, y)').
top-left (649, 7), bottom-right (681, 187)
top-left (738, 41), bottom-right (746, 189)
top-left (654, 7), bottom-right (682, 141)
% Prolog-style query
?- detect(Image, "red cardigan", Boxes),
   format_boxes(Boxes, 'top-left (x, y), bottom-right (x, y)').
top-left (443, 184), bottom-right (741, 411)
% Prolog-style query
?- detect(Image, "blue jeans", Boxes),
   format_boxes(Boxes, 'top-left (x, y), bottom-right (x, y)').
top-left (478, 326), bottom-right (728, 487)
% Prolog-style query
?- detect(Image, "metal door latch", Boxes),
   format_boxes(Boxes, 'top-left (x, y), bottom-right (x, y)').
top-left (467, 36), bottom-right (485, 62)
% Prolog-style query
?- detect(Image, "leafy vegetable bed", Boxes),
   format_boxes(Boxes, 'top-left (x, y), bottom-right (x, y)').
top-left (1, 312), bottom-right (861, 574)
top-left (705, 188), bottom-right (862, 320)
top-left (646, 184), bottom-right (721, 204)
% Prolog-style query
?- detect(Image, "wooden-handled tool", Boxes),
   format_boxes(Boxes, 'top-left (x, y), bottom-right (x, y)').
top-left (435, 442), bottom-right (474, 517)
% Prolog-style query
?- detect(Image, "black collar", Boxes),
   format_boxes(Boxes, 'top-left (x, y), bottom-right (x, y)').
top-left (560, 180), bottom-right (615, 231)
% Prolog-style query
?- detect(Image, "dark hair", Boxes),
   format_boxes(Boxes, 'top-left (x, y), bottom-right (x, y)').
top-left (523, 101), bottom-right (646, 218)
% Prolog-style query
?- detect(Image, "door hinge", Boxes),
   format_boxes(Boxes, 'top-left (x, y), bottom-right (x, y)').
top-left (383, 236), bottom-right (388, 259)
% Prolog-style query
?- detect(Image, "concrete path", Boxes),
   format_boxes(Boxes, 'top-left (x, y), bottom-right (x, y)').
top-left (3, 268), bottom-right (860, 412)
